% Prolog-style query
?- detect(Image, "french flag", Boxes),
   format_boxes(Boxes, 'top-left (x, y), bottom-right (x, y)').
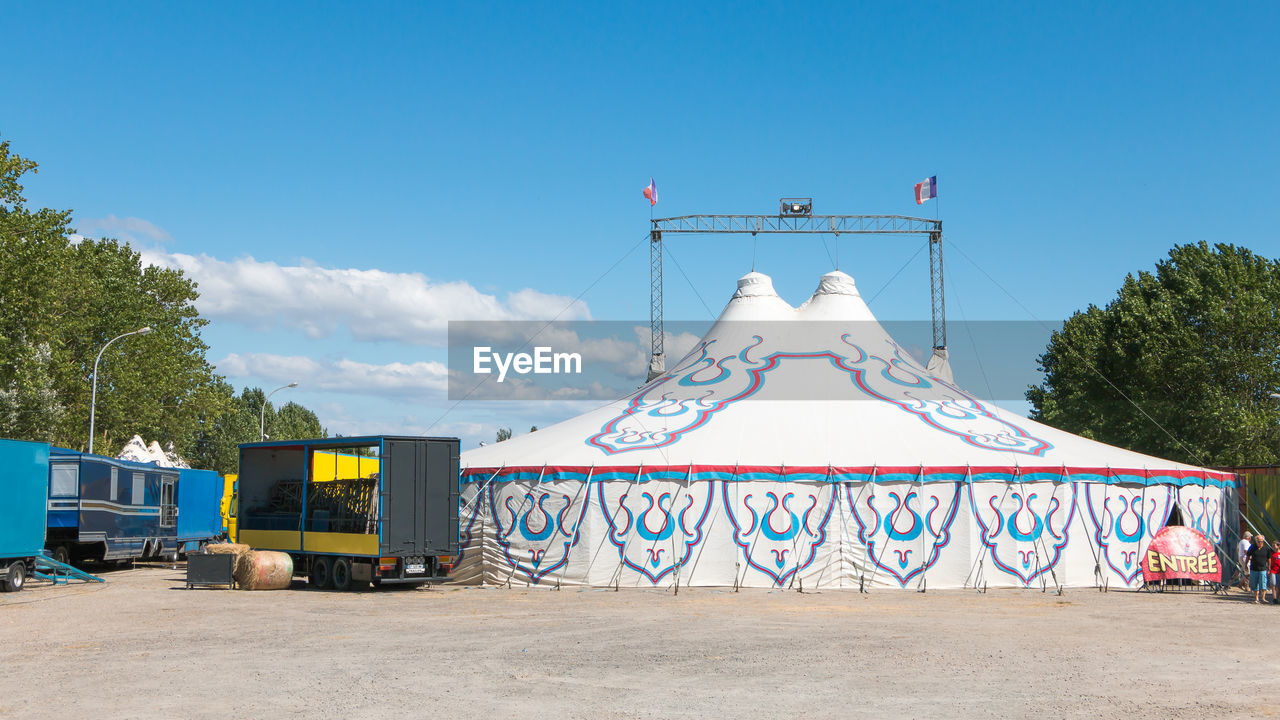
top-left (914, 175), bottom-right (937, 205)
top-left (643, 177), bottom-right (658, 206)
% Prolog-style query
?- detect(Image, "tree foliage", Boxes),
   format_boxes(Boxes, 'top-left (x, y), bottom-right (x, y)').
top-left (1027, 242), bottom-right (1280, 467)
top-left (0, 342), bottom-right (64, 442)
top-left (0, 136), bottom-right (325, 469)
top-left (187, 384), bottom-right (325, 475)
top-left (0, 138), bottom-right (226, 453)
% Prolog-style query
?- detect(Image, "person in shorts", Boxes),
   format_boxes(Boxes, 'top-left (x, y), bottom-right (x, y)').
top-left (1240, 532), bottom-right (1254, 590)
top-left (1270, 540), bottom-right (1280, 604)
top-left (1248, 534), bottom-right (1273, 603)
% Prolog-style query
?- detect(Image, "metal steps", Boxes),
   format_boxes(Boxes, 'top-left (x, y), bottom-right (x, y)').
top-left (32, 553), bottom-right (105, 585)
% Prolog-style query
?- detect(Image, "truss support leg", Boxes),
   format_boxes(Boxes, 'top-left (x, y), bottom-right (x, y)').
top-left (647, 229), bottom-right (665, 381)
top-left (926, 230), bottom-right (952, 382)
top-left (928, 230), bottom-right (946, 351)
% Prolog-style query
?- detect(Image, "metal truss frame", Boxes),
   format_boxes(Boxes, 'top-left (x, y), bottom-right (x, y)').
top-left (647, 214), bottom-right (944, 380)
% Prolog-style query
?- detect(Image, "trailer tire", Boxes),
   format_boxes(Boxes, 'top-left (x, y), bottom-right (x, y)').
top-left (310, 556), bottom-right (332, 589)
top-left (52, 545), bottom-right (70, 566)
top-left (332, 557), bottom-right (352, 591)
top-left (2, 562), bottom-right (26, 592)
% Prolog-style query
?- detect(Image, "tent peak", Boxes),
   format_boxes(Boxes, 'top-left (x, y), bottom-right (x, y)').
top-left (797, 268), bottom-right (874, 320)
top-left (813, 269), bottom-right (859, 296)
top-left (733, 271), bottom-right (778, 298)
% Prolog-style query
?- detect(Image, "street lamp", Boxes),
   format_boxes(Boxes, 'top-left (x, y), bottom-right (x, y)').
top-left (260, 382), bottom-right (299, 441)
top-left (88, 326), bottom-right (153, 455)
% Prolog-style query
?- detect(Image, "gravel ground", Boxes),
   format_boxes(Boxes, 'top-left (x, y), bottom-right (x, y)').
top-left (0, 566), bottom-right (1275, 719)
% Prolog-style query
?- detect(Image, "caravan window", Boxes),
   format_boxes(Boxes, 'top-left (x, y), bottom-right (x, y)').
top-left (132, 472), bottom-right (146, 505)
top-left (50, 464), bottom-right (78, 497)
top-left (110, 467), bottom-right (119, 501)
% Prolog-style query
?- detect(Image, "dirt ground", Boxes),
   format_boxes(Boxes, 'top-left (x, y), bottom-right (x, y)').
top-left (0, 566), bottom-right (1276, 720)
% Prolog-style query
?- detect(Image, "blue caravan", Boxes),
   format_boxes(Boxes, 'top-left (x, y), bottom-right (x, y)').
top-left (176, 467), bottom-right (224, 552)
top-left (0, 439), bottom-right (52, 591)
top-left (45, 449), bottom-right (181, 564)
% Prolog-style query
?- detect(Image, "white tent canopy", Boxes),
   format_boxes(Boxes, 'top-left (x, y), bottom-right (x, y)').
top-left (456, 270), bottom-right (1234, 590)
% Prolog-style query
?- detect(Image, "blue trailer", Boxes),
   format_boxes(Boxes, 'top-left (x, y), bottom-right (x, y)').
top-left (45, 448), bottom-right (184, 564)
top-left (0, 439), bottom-right (51, 592)
top-left (176, 467), bottom-right (225, 552)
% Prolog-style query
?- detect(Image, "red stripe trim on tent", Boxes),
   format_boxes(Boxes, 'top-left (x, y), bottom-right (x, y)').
top-left (461, 464), bottom-right (1236, 482)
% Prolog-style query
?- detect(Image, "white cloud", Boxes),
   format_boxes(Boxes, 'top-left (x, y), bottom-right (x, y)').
top-left (301, 396), bottom-right (597, 450)
top-left (77, 215), bottom-right (173, 244)
top-left (138, 247), bottom-right (591, 345)
top-left (219, 354), bottom-right (610, 448)
top-left (217, 352), bottom-right (449, 398)
top-left (308, 403), bottom-right (483, 442)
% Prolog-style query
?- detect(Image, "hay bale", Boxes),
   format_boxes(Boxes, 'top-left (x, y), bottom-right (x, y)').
top-left (204, 543), bottom-right (292, 590)
top-left (237, 551), bottom-right (294, 590)
top-left (205, 543), bottom-right (253, 578)
top-left (204, 542), bottom-right (250, 556)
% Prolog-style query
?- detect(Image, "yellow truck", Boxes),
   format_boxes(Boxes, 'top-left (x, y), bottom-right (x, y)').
top-left (220, 474), bottom-right (238, 542)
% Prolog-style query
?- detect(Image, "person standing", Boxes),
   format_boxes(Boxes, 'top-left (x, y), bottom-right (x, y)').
top-left (1248, 534), bottom-right (1273, 604)
top-left (1271, 540), bottom-right (1280, 604)
top-left (1240, 531), bottom-right (1254, 590)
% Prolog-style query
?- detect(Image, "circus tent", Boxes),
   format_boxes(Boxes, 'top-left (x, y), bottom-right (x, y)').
top-left (453, 269), bottom-right (1235, 590)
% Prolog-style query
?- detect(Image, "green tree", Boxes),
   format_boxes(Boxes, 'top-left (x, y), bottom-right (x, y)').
top-left (0, 137), bottom-right (220, 455)
top-left (0, 342), bottom-right (65, 442)
top-left (1, 137), bottom-right (230, 450)
top-left (188, 386), bottom-right (327, 475)
top-left (0, 137), bottom-right (331, 471)
top-left (1027, 242), bottom-right (1280, 467)
top-left (270, 401), bottom-right (325, 441)
top-left (0, 138), bottom-right (77, 441)
top-left (53, 238), bottom-right (227, 453)
top-left (496, 427), bottom-right (512, 443)
top-left (186, 382), bottom-right (257, 474)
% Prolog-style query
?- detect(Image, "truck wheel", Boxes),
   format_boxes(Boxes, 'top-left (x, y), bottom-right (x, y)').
top-left (2, 562), bottom-right (26, 592)
top-left (331, 558), bottom-right (352, 591)
top-left (52, 546), bottom-right (70, 566)
top-left (310, 557), bottom-right (332, 589)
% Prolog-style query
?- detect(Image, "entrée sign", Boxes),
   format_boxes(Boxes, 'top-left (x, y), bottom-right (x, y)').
top-left (1140, 525), bottom-right (1220, 583)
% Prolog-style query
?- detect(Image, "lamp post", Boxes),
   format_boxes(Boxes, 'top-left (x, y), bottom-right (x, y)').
top-left (260, 382), bottom-right (299, 441)
top-left (88, 326), bottom-right (153, 455)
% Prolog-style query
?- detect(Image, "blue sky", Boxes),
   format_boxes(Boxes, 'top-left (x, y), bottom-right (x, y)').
top-left (4, 3), bottom-right (1276, 447)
